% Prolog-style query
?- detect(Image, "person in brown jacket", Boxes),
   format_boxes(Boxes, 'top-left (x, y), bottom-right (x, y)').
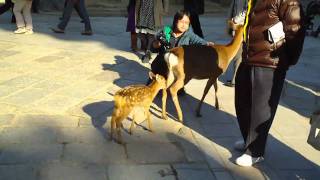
top-left (234, 0), bottom-right (306, 166)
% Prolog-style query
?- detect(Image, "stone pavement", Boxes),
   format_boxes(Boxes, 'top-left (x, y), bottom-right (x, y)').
top-left (0, 12), bottom-right (320, 180)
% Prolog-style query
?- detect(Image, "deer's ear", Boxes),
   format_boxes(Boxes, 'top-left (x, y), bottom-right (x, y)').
top-left (155, 74), bottom-right (160, 81)
top-left (149, 71), bottom-right (156, 79)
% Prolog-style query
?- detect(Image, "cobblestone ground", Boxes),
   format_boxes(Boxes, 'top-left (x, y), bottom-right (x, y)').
top-left (0, 12), bottom-right (319, 180)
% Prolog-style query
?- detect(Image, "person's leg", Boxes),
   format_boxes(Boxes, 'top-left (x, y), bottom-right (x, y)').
top-left (22, 0), bottom-right (33, 33)
top-left (189, 11), bottom-right (203, 38)
top-left (74, 1), bottom-right (84, 21)
top-left (0, 0), bottom-right (13, 14)
top-left (13, 1), bottom-right (27, 33)
top-left (141, 33), bottom-right (154, 63)
top-left (57, 0), bottom-right (75, 30)
top-left (244, 67), bottom-right (286, 157)
top-left (75, 0), bottom-right (92, 33)
top-left (130, 32), bottom-right (138, 51)
top-left (235, 63), bottom-right (252, 142)
top-left (31, 0), bottom-right (39, 13)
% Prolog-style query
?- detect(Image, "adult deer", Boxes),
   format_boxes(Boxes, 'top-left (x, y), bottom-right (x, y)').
top-left (162, 23), bottom-right (243, 122)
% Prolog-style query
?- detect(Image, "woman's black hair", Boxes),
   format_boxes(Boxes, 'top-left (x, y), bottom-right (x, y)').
top-left (172, 10), bottom-right (191, 31)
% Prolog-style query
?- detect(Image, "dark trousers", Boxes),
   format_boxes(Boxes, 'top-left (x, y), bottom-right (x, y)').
top-left (0, 0), bottom-right (15, 22)
top-left (0, 0), bottom-right (13, 14)
top-left (189, 11), bottom-right (203, 38)
top-left (63, 0), bottom-right (83, 20)
top-left (58, 0), bottom-right (91, 31)
top-left (32, 0), bottom-right (40, 13)
top-left (235, 63), bottom-right (286, 157)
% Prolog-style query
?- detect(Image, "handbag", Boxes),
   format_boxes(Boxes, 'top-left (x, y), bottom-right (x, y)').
top-left (268, 21), bottom-right (285, 43)
top-left (307, 111), bottom-right (320, 150)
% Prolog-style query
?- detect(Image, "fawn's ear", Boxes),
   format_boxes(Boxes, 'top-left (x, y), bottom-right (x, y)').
top-left (149, 71), bottom-right (156, 80)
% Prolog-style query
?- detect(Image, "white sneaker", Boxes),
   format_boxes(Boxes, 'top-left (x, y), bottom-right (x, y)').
top-left (234, 140), bottom-right (246, 151)
top-left (235, 154), bottom-right (264, 167)
top-left (25, 29), bottom-right (34, 35)
top-left (14, 27), bottom-right (26, 34)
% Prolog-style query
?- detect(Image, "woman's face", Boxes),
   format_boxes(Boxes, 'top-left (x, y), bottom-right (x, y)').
top-left (176, 15), bottom-right (190, 33)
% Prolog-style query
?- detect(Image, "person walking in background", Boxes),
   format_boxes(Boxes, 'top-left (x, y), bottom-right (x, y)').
top-left (59, 0), bottom-right (84, 22)
top-left (183, 0), bottom-right (204, 38)
top-left (0, 0), bottom-right (16, 23)
top-left (12, 0), bottom-right (34, 34)
top-left (126, 0), bottom-right (138, 52)
top-left (234, 0), bottom-right (305, 167)
top-left (225, 0), bottom-right (247, 87)
top-left (136, 0), bottom-right (169, 63)
top-left (51, 0), bottom-right (92, 35)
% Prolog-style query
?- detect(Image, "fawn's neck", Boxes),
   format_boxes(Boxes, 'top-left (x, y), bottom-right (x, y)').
top-left (148, 81), bottom-right (162, 100)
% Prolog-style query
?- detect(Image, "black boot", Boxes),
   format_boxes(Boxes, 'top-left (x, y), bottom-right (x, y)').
top-left (141, 50), bottom-right (152, 63)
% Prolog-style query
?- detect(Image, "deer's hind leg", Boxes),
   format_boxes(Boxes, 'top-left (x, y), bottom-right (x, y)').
top-left (114, 107), bottom-right (131, 144)
top-left (213, 81), bottom-right (219, 110)
top-left (169, 73), bottom-right (185, 123)
top-left (196, 78), bottom-right (215, 117)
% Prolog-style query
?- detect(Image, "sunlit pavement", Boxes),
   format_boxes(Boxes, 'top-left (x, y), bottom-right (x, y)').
top-left (0, 12), bottom-right (319, 180)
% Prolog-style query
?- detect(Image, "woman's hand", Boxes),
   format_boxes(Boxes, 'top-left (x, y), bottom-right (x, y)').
top-left (207, 42), bottom-right (215, 46)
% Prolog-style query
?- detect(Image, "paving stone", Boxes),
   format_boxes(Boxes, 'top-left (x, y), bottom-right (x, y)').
top-left (264, 137), bottom-right (317, 170)
top-left (213, 171), bottom-right (234, 180)
top-left (34, 55), bottom-right (64, 63)
top-left (202, 123), bottom-right (241, 139)
top-left (276, 169), bottom-right (320, 180)
top-left (39, 162), bottom-right (107, 180)
top-left (0, 165), bottom-right (37, 180)
top-left (13, 114), bottom-right (79, 127)
top-left (88, 70), bottom-right (120, 83)
top-left (32, 80), bottom-right (65, 91)
top-left (0, 103), bottom-right (17, 114)
top-left (0, 127), bottom-right (57, 144)
top-left (63, 143), bottom-right (127, 164)
top-left (2, 88), bottom-right (49, 106)
top-left (0, 114), bottom-right (14, 126)
top-left (107, 164), bottom-right (175, 180)
top-left (173, 163), bottom-right (216, 180)
top-left (32, 95), bottom-right (82, 113)
top-left (0, 75), bottom-right (42, 88)
top-left (0, 50), bottom-right (20, 59)
top-left (0, 144), bottom-right (62, 164)
top-left (56, 127), bottom-right (108, 144)
top-left (126, 142), bottom-right (187, 164)
top-left (0, 85), bottom-right (21, 98)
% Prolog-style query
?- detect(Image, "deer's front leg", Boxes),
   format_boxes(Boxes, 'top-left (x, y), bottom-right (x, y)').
top-left (162, 88), bottom-right (168, 120)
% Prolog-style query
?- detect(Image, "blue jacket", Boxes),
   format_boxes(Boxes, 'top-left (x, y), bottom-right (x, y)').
top-left (152, 26), bottom-right (207, 53)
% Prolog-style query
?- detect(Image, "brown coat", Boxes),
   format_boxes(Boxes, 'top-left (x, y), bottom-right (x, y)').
top-left (243, 0), bottom-right (306, 69)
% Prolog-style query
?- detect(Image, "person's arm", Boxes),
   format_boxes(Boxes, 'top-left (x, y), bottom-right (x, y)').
top-left (188, 30), bottom-right (214, 46)
top-left (279, 0), bottom-right (306, 66)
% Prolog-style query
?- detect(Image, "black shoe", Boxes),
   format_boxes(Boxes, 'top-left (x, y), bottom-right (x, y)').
top-left (81, 30), bottom-right (93, 36)
top-left (177, 88), bottom-right (186, 96)
top-left (141, 51), bottom-right (151, 63)
top-left (225, 80), bottom-right (235, 87)
top-left (51, 27), bottom-right (65, 33)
